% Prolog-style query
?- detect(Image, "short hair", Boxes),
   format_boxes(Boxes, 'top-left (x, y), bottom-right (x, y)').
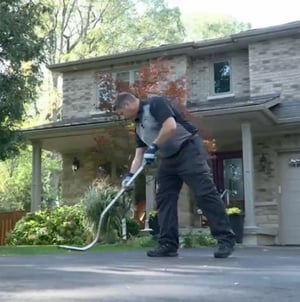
top-left (114, 92), bottom-right (136, 110)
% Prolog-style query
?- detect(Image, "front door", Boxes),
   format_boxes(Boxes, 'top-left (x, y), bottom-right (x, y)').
top-left (210, 151), bottom-right (244, 210)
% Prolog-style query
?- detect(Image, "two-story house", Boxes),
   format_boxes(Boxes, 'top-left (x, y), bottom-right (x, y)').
top-left (24, 20), bottom-right (300, 245)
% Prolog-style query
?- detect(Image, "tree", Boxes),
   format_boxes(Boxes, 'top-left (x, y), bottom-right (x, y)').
top-left (42, 0), bottom-right (185, 122)
top-left (0, 0), bottom-right (49, 160)
top-left (0, 148), bottom-right (62, 211)
top-left (181, 12), bottom-right (251, 41)
top-left (43, 0), bottom-right (185, 65)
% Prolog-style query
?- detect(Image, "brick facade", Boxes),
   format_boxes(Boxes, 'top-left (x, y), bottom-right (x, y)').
top-left (249, 36), bottom-right (300, 99)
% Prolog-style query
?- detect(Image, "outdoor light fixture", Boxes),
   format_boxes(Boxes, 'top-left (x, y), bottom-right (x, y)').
top-left (259, 153), bottom-right (271, 174)
top-left (72, 157), bottom-right (80, 172)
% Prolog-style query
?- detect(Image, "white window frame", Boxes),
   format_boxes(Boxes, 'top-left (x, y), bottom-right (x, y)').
top-left (112, 69), bottom-right (140, 85)
top-left (208, 58), bottom-right (234, 100)
top-left (91, 69), bottom-right (140, 116)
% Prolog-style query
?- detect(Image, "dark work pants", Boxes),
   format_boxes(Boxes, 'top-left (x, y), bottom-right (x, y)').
top-left (156, 137), bottom-right (235, 249)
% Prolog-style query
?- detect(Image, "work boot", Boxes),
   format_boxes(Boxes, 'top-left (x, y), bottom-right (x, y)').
top-left (147, 244), bottom-right (178, 257)
top-left (214, 244), bottom-right (234, 258)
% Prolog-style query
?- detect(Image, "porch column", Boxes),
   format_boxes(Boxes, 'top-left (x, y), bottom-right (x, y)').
top-left (241, 122), bottom-right (256, 228)
top-left (145, 174), bottom-right (156, 229)
top-left (31, 141), bottom-right (42, 212)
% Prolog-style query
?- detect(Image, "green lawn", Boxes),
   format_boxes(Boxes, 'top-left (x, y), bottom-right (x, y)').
top-left (0, 243), bottom-right (145, 256)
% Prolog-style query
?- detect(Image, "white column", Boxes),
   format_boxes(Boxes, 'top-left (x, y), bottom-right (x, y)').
top-left (31, 141), bottom-right (42, 212)
top-left (241, 122), bottom-right (256, 228)
top-left (144, 174), bottom-right (156, 229)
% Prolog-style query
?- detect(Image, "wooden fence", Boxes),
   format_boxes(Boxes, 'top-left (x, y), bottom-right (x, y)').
top-left (0, 211), bottom-right (27, 245)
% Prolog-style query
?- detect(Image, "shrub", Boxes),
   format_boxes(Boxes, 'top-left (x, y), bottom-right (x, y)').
top-left (126, 218), bottom-right (141, 237)
top-left (179, 230), bottom-right (217, 248)
top-left (6, 204), bottom-right (90, 245)
top-left (81, 179), bottom-right (136, 242)
top-left (194, 230), bottom-right (217, 247)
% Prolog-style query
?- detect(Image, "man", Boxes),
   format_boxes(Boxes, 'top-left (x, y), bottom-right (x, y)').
top-left (115, 92), bottom-right (235, 258)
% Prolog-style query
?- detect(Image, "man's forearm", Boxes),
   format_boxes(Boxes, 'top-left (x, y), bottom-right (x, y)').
top-left (153, 118), bottom-right (176, 147)
top-left (129, 147), bottom-right (145, 173)
top-left (130, 158), bottom-right (143, 173)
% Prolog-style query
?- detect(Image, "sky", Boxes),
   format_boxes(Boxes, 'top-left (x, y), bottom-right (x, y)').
top-left (167, 0), bottom-right (300, 29)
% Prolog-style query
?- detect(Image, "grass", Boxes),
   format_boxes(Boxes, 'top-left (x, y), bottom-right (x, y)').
top-left (0, 236), bottom-right (156, 256)
top-left (0, 243), bottom-right (145, 257)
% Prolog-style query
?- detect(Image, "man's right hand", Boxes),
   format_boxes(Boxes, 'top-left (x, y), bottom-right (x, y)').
top-left (121, 172), bottom-right (135, 191)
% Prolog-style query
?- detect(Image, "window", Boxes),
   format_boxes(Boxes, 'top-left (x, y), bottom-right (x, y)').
top-left (213, 61), bottom-right (231, 94)
top-left (94, 69), bottom-right (140, 113)
top-left (114, 70), bottom-right (139, 91)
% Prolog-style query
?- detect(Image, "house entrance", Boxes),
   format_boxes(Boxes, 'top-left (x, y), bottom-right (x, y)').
top-left (210, 151), bottom-right (245, 211)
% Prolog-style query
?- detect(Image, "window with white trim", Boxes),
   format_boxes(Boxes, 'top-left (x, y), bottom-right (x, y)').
top-left (213, 60), bottom-right (231, 94)
top-left (113, 70), bottom-right (140, 90)
top-left (94, 69), bottom-right (139, 112)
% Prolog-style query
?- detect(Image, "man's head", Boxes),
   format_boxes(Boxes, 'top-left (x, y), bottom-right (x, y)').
top-left (115, 92), bottom-right (140, 120)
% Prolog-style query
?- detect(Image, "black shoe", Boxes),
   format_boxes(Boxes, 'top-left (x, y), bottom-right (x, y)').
top-left (214, 245), bottom-right (234, 258)
top-left (147, 244), bottom-right (178, 257)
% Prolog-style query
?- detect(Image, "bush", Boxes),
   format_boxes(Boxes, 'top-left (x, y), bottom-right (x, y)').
top-left (81, 179), bottom-right (135, 242)
top-left (6, 204), bottom-right (90, 245)
top-left (179, 230), bottom-right (217, 248)
top-left (128, 235), bottom-right (157, 248)
top-left (194, 231), bottom-right (217, 247)
top-left (126, 218), bottom-right (141, 237)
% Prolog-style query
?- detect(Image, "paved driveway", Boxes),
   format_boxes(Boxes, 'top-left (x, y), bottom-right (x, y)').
top-left (0, 246), bottom-right (300, 301)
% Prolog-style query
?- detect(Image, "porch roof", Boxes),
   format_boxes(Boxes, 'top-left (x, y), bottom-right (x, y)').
top-left (191, 95), bottom-right (300, 142)
top-left (22, 94), bottom-right (300, 153)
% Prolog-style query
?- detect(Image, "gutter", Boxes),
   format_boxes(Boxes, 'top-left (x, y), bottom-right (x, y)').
top-left (22, 119), bottom-right (120, 140)
top-left (190, 97), bottom-right (281, 122)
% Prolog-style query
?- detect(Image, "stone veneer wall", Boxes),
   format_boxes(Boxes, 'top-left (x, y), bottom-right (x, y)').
top-left (61, 56), bottom-right (188, 120)
top-left (62, 71), bottom-right (96, 119)
top-left (62, 152), bottom-right (101, 205)
top-left (249, 35), bottom-right (300, 99)
top-left (187, 49), bottom-right (250, 104)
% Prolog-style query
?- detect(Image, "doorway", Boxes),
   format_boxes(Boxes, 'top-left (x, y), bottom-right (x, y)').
top-left (210, 151), bottom-right (245, 211)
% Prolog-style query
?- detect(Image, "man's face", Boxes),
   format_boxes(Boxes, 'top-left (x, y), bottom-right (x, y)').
top-left (117, 100), bottom-right (138, 120)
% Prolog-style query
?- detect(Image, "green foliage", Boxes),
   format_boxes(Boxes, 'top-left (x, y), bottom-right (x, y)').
top-left (179, 230), bottom-right (217, 248)
top-left (6, 204), bottom-right (90, 246)
top-left (126, 218), bottom-right (141, 237)
top-left (128, 235), bottom-right (157, 248)
top-left (0, 148), bottom-right (62, 211)
top-left (0, 0), bottom-right (50, 160)
top-left (181, 12), bottom-right (251, 41)
top-left (41, 0), bottom-right (184, 64)
top-left (81, 180), bottom-right (136, 241)
top-left (226, 207), bottom-right (242, 215)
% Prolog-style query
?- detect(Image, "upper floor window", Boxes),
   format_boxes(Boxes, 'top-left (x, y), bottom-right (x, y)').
top-left (213, 61), bottom-right (231, 94)
top-left (94, 69), bottom-right (140, 112)
top-left (114, 70), bottom-right (139, 91)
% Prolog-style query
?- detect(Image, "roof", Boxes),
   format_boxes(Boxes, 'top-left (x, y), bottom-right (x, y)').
top-left (48, 20), bottom-right (300, 73)
top-left (22, 94), bottom-right (282, 138)
top-left (188, 93), bottom-right (281, 113)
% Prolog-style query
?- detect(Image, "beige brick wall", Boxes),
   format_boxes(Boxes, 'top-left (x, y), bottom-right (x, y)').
top-left (249, 35), bottom-right (300, 99)
top-left (61, 56), bottom-right (188, 120)
top-left (62, 71), bottom-right (96, 119)
top-left (187, 50), bottom-right (250, 104)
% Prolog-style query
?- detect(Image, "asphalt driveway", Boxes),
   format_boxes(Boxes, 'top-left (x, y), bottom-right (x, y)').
top-left (0, 246), bottom-right (300, 301)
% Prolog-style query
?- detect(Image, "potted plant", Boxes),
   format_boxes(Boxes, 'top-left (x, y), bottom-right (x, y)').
top-left (226, 207), bottom-right (244, 243)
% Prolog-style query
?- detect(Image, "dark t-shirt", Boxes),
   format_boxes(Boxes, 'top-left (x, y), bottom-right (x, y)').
top-left (135, 96), bottom-right (198, 153)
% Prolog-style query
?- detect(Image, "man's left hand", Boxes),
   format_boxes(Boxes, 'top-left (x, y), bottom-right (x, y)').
top-left (143, 143), bottom-right (159, 165)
